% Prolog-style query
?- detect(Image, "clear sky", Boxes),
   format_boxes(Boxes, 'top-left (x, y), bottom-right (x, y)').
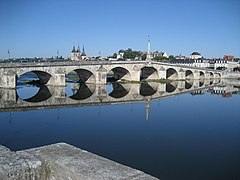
top-left (0, 0), bottom-right (239, 59)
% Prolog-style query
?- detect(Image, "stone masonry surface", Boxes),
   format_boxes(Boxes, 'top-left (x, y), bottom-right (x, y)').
top-left (0, 143), bottom-right (159, 180)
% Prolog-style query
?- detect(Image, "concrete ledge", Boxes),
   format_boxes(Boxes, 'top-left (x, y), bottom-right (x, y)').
top-left (0, 143), bottom-right (159, 180)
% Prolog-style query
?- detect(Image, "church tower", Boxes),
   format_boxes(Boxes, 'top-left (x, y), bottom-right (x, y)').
top-left (71, 46), bottom-right (76, 60)
top-left (71, 45), bottom-right (82, 61)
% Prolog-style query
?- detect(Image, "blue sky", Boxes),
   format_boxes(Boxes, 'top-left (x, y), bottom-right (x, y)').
top-left (0, 0), bottom-right (239, 59)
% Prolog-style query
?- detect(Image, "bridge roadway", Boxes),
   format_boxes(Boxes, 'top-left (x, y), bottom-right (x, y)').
top-left (0, 61), bottom-right (223, 88)
top-left (1, 79), bottom-right (236, 113)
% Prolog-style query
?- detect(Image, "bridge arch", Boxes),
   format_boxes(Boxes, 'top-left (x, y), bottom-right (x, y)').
top-left (166, 68), bottom-right (178, 80)
top-left (69, 83), bottom-right (95, 100)
top-left (214, 73), bottom-right (221, 79)
top-left (209, 72), bottom-right (214, 81)
top-left (200, 71), bottom-right (205, 79)
top-left (17, 70), bottom-right (54, 85)
top-left (68, 69), bottom-right (95, 83)
top-left (107, 67), bottom-right (131, 82)
top-left (186, 70), bottom-right (194, 80)
top-left (140, 66), bottom-right (159, 80)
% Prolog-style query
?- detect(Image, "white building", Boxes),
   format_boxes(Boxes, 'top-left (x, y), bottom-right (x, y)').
top-left (175, 54), bottom-right (186, 60)
top-left (117, 52), bottom-right (124, 59)
top-left (161, 52), bottom-right (168, 58)
top-left (190, 52), bottom-right (202, 59)
top-left (152, 51), bottom-right (169, 58)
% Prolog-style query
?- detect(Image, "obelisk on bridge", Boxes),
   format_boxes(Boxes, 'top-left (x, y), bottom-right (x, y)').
top-left (146, 35), bottom-right (152, 61)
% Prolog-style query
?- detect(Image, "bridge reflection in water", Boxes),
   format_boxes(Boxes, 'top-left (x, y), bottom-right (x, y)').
top-left (0, 79), bottom-right (237, 114)
top-left (1, 78), bottom-right (239, 180)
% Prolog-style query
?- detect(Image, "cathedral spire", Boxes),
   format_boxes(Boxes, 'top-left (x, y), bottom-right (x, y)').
top-left (81, 45), bottom-right (86, 56)
top-left (72, 46), bottom-right (76, 52)
top-left (77, 44), bottom-right (80, 53)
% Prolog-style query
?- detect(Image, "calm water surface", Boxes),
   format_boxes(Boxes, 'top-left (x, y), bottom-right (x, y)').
top-left (0, 80), bottom-right (240, 180)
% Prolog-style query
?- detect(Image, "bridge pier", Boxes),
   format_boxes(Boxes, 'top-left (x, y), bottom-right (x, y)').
top-left (158, 83), bottom-right (166, 92)
top-left (193, 80), bottom-right (200, 88)
top-left (194, 70), bottom-right (200, 80)
top-left (214, 73), bottom-right (221, 79)
top-left (178, 69), bottom-right (185, 80)
top-left (47, 73), bottom-right (66, 86)
top-left (205, 72), bottom-right (210, 79)
top-left (178, 81), bottom-right (185, 90)
top-left (204, 79), bottom-right (210, 86)
top-left (96, 84), bottom-right (107, 98)
top-left (158, 66), bottom-right (166, 79)
top-left (131, 71), bottom-right (141, 81)
top-left (53, 86), bottom-right (66, 98)
top-left (213, 79), bottom-right (220, 84)
top-left (130, 83), bottom-right (140, 95)
top-left (0, 70), bottom-right (16, 89)
top-left (46, 68), bottom-right (66, 86)
top-left (0, 88), bottom-right (17, 104)
top-left (96, 66), bottom-right (107, 84)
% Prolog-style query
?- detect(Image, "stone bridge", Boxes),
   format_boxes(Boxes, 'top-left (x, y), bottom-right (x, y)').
top-left (0, 61), bottom-right (223, 88)
top-left (0, 79), bottom-right (232, 113)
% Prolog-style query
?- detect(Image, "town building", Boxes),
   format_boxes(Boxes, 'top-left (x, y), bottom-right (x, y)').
top-left (117, 51), bottom-right (124, 59)
top-left (190, 52), bottom-right (202, 59)
top-left (223, 55), bottom-right (234, 61)
top-left (152, 51), bottom-right (169, 58)
top-left (175, 54), bottom-right (186, 60)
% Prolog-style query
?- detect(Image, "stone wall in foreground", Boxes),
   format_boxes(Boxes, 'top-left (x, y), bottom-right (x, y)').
top-left (0, 143), bottom-right (158, 180)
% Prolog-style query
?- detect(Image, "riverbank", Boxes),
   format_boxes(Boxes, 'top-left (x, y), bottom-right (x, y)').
top-left (0, 143), bottom-right (158, 180)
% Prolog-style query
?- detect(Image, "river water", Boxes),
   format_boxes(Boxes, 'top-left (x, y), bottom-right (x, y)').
top-left (0, 77), bottom-right (239, 180)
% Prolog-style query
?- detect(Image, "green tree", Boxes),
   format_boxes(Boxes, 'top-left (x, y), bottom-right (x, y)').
top-left (123, 50), bottom-right (141, 59)
top-left (141, 54), bottom-right (147, 60)
top-left (169, 55), bottom-right (175, 60)
top-left (112, 53), bottom-right (117, 58)
top-left (153, 56), bottom-right (169, 61)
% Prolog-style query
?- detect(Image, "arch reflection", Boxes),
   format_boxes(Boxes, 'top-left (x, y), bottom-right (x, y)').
top-left (108, 83), bottom-right (130, 98)
top-left (20, 85), bottom-right (52, 103)
top-left (70, 83), bottom-right (95, 100)
top-left (140, 82), bottom-right (157, 96)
